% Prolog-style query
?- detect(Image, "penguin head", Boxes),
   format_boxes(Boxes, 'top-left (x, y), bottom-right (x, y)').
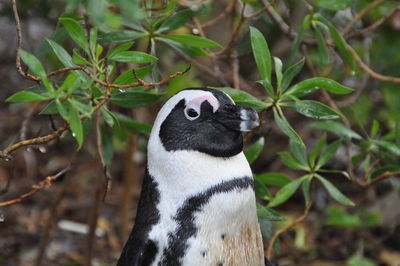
top-left (149, 88), bottom-right (259, 158)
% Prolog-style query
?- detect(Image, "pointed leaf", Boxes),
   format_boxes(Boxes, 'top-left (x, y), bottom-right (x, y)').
top-left (216, 87), bottom-right (270, 111)
top-left (68, 102), bottom-right (84, 148)
top-left (164, 34), bottom-right (222, 48)
top-left (108, 41), bottom-right (134, 59)
top-left (109, 51), bottom-right (158, 64)
top-left (273, 108), bottom-right (304, 146)
top-left (72, 49), bottom-right (90, 65)
top-left (302, 175), bottom-right (313, 205)
top-left (316, 175), bottom-right (355, 206)
top-left (250, 27), bottom-right (271, 83)
top-left (281, 58), bottom-right (305, 93)
top-left (257, 203), bottom-right (285, 221)
top-left (317, 139), bottom-right (342, 168)
top-left (309, 134), bottom-right (327, 167)
top-left (286, 77), bottom-right (353, 97)
top-left (6, 91), bottom-right (49, 103)
top-left (47, 39), bottom-right (74, 67)
top-left (59, 17), bottom-right (88, 53)
top-left (255, 172), bottom-right (292, 187)
top-left (19, 49), bottom-right (52, 91)
top-left (310, 121), bottom-right (362, 139)
top-left (268, 175), bottom-right (308, 207)
top-left (289, 100), bottom-right (342, 120)
top-left (314, 23), bottom-right (330, 65)
top-left (158, 9), bottom-right (194, 33)
top-left (110, 92), bottom-right (160, 108)
top-left (245, 137), bottom-right (264, 164)
top-left (274, 57), bottom-right (283, 92)
top-left (279, 151), bottom-right (308, 171)
top-left (290, 140), bottom-right (307, 166)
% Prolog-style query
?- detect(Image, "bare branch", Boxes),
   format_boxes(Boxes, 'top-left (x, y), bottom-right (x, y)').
top-left (0, 166), bottom-right (70, 207)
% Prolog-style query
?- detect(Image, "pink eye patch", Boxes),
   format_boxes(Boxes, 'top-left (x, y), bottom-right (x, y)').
top-left (186, 94), bottom-right (220, 113)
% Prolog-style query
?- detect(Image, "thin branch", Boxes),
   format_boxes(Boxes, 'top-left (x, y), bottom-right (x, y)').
top-left (346, 43), bottom-right (400, 84)
top-left (266, 203), bottom-right (312, 259)
top-left (11, 0), bottom-right (40, 81)
top-left (342, 0), bottom-right (386, 36)
top-left (0, 166), bottom-right (70, 207)
top-left (358, 171), bottom-right (400, 188)
top-left (346, 6), bottom-right (398, 40)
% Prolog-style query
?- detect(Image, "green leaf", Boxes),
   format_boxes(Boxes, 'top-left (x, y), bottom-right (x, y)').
top-left (257, 203), bottom-right (285, 221)
top-left (319, 16), bottom-right (355, 70)
top-left (254, 179), bottom-right (272, 200)
top-left (290, 140), bottom-right (307, 166)
top-left (216, 87), bottom-right (270, 111)
top-left (257, 79), bottom-right (274, 97)
top-left (99, 30), bottom-right (145, 43)
top-left (347, 255), bottom-right (377, 266)
top-left (245, 137), bottom-right (264, 164)
top-left (370, 120), bottom-right (380, 138)
top-left (59, 17), bottom-right (89, 53)
top-left (373, 140), bottom-right (400, 156)
top-left (315, 0), bottom-right (352, 11)
top-left (115, 113), bottom-right (152, 135)
top-left (158, 37), bottom-right (209, 57)
top-left (316, 175), bottom-right (355, 206)
top-left (113, 66), bottom-right (152, 86)
top-left (302, 175), bottom-right (313, 205)
top-left (59, 73), bottom-right (80, 93)
top-left (109, 51), bottom-right (158, 64)
top-left (250, 27), bottom-right (272, 83)
top-left (309, 134), bottom-right (327, 167)
top-left (108, 41), bottom-right (134, 59)
top-left (101, 107), bottom-right (115, 127)
top-left (40, 100), bottom-right (58, 115)
top-left (317, 139), bottom-right (342, 168)
top-left (289, 16), bottom-right (310, 64)
top-left (19, 49), bottom-right (52, 91)
top-left (255, 173), bottom-right (292, 187)
top-left (56, 99), bottom-right (69, 120)
top-left (110, 91), bottom-right (160, 108)
top-left (314, 23), bottom-right (330, 65)
top-left (274, 57), bottom-right (283, 93)
top-left (309, 121), bottom-right (362, 139)
top-left (281, 58), bottom-right (305, 93)
top-left (289, 100), bottom-right (342, 120)
top-left (164, 34), bottom-right (222, 48)
top-left (68, 102), bottom-right (84, 148)
top-left (6, 91), bottom-right (49, 103)
top-left (268, 175), bottom-right (308, 207)
top-left (273, 107), bottom-right (304, 147)
top-left (47, 39), bottom-right (74, 67)
top-left (72, 49), bottom-right (90, 65)
top-left (286, 77), bottom-right (353, 97)
top-left (157, 9), bottom-right (194, 33)
top-left (69, 98), bottom-right (92, 116)
top-left (279, 151), bottom-right (308, 171)
top-left (89, 28), bottom-right (97, 55)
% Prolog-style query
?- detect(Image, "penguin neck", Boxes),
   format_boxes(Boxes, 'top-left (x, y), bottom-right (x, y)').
top-left (147, 137), bottom-right (253, 200)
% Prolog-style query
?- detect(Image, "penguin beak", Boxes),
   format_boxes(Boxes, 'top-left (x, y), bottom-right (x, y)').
top-left (214, 105), bottom-right (260, 132)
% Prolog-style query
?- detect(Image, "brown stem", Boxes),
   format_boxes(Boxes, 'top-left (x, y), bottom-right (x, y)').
top-left (358, 171), bottom-right (400, 188)
top-left (342, 0), bottom-right (386, 36)
top-left (34, 183), bottom-right (67, 266)
top-left (11, 0), bottom-right (40, 81)
top-left (266, 203), bottom-right (312, 259)
top-left (84, 114), bottom-right (105, 266)
top-left (0, 166), bottom-right (70, 207)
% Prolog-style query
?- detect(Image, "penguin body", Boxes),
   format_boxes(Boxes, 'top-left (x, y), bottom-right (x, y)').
top-left (118, 88), bottom-right (265, 266)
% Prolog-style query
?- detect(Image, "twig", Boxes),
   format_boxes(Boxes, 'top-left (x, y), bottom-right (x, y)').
top-left (342, 0), bottom-right (386, 36)
top-left (197, 0), bottom-right (236, 29)
top-left (11, 0), bottom-right (40, 81)
top-left (358, 171), bottom-right (400, 188)
top-left (0, 166), bottom-right (70, 207)
top-left (266, 203), bottom-right (312, 259)
top-left (84, 113), bottom-right (106, 266)
top-left (346, 6), bottom-right (398, 40)
top-left (34, 183), bottom-right (67, 266)
top-left (346, 43), bottom-right (400, 84)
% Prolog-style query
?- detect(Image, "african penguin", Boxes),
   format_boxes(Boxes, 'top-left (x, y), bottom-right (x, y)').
top-left (118, 88), bottom-right (272, 266)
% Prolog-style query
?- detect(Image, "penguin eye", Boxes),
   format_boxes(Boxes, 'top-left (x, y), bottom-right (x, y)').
top-left (184, 107), bottom-right (200, 120)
